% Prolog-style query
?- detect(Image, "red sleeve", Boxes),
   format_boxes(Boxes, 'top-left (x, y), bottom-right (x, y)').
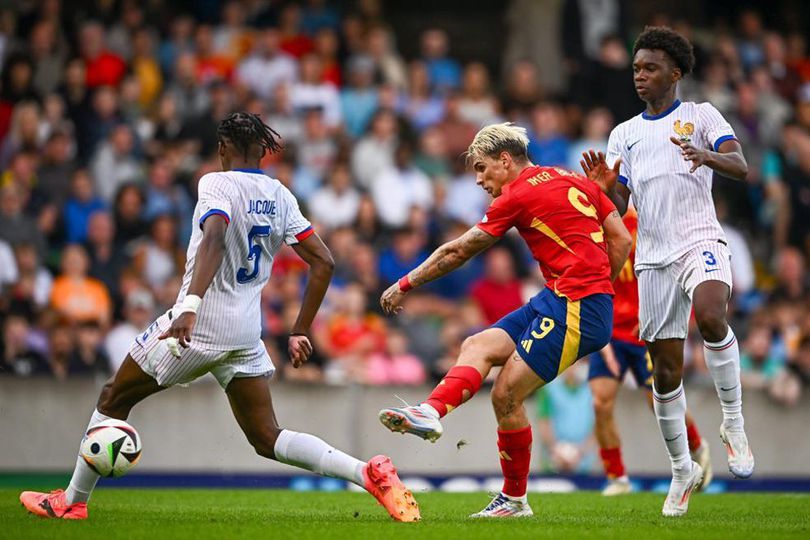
top-left (477, 191), bottom-right (520, 237)
top-left (596, 189), bottom-right (617, 223)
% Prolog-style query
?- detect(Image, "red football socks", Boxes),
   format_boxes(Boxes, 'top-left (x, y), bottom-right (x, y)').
top-left (424, 365), bottom-right (483, 417)
top-left (686, 418), bottom-right (702, 452)
top-left (497, 426), bottom-right (533, 497)
top-left (599, 447), bottom-right (626, 479)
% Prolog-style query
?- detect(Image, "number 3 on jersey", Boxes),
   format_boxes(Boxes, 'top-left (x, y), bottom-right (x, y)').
top-left (237, 225), bottom-right (271, 283)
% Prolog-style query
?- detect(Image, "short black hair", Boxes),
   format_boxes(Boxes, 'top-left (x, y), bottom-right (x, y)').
top-left (633, 26), bottom-right (695, 75)
top-left (217, 112), bottom-right (283, 159)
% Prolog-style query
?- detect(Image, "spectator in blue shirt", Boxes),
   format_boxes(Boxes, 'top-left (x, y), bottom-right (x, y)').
top-left (63, 169), bottom-right (106, 244)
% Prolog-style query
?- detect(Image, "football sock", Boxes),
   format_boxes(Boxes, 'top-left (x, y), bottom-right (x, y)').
top-left (704, 327), bottom-right (744, 431)
top-left (424, 365), bottom-right (482, 418)
top-left (685, 417), bottom-right (703, 453)
top-left (497, 426), bottom-right (532, 498)
top-left (599, 447), bottom-right (625, 479)
top-left (273, 430), bottom-right (365, 487)
top-left (65, 409), bottom-right (111, 505)
top-left (652, 383), bottom-right (691, 474)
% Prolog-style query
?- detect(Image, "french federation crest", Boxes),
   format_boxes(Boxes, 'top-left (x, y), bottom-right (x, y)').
top-left (673, 120), bottom-right (694, 142)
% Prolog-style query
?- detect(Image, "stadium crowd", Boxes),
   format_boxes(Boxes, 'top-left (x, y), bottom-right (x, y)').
top-left (0, 0), bottom-right (808, 411)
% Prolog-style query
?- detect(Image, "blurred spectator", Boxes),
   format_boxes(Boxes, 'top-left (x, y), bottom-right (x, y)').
top-left (771, 335), bottom-right (810, 407)
top-left (372, 140), bottom-right (433, 228)
top-left (71, 321), bottom-right (111, 376)
top-left (414, 127), bottom-right (451, 181)
top-left (158, 15), bottom-right (195, 76)
top-left (64, 169), bottom-right (106, 244)
top-left (366, 25), bottom-right (407, 90)
top-left (314, 28), bottom-right (341, 87)
top-left (194, 24), bottom-right (234, 85)
top-left (104, 288), bottom-right (155, 372)
top-left (737, 9), bottom-right (765, 73)
top-left (1, 312), bottom-right (48, 377)
top-left (213, 0), bottom-right (251, 62)
top-left (91, 123), bottom-right (143, 204)
top-left (319, 283), bottom-right (387, 384)
top-left (301, 0), bottom-right (341, 35)
top-left (294, 107), bottom-right (338, 195)
top-left (366, 328), bottom-right (427, 385)
top-left (435, 92), bottom-right (478, 158)
top-left (400, 60), bottom-right (444, 132)
top-left (292, 54), bottom-right (342, 129)
top-left (770, 247), bottom-right (809, 303)
top-left (503, 60), bottom-right (542, 120)
top-left (568, 107), bottom-right (612, 170)
top-left (50, 244), bottom-right (112, 326)
top-left (131, 28), bottom-right (163, 109)
top-left (561, 0), bottom-right (626, 74)
top-left (420, 28), bottom-right (461, 93)
top-left (528, 101), bottom-right (570, 167)
top-left (378, 227), bottom-right (429, 287)
top-left (279, 3), bottom-right (314, 59)
top-left (740, 326), bottom-right (785, 390)
top-left (536, 364), bottom-right (596, 473)
top-left (85, 210), bottom-right (128, 307)
top-left (470, 247), bottom-right (524, 326)
top-left (143, 158), bottom-right (193, 240)
top-left (0, 238), bottom-right (18, 289)
top-left (79, 21), bottom-right (127, 89)
top-left (715, 197), bottom-right (755, 298)
top-left (29, 19), bottom-right (64, 96)
top-left (0, 100), bottom-right (42, 168)
top-left (36, 130), bottom-right (75, 208)
top-left (341, 55), bottom-right (379, 138)
top-left (167, 52), bottom-right (211, 122)
top-left (444, 158), bottom-right (489, 226)
top-left (309, 163), bottom-right (360, 229)
top-left (132, 214), bottom-right (184, 292)
top-left (458, 62), bottom-right (500, 127)
top-left (10, 244), bottom-right (52, 310)
top-left (0, 184), bottom-right (46, 259)
top-left (579, 35), bottom-right (640, 124)
top-left (0, 54), bottom-right (39, 139)
top-left (351, 108), bottom-right (397, 189)
top-left (763, 32), bottom-right (802, 101)
top-left (113, 183), bottom-right (147, 246)
top-left (236, 28), bottom-right (297, 101)
top-left (107, 1), bottom-right (144, 60)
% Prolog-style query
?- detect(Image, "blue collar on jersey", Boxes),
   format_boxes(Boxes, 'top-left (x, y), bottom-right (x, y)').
top-left (232, 168), bottom-right (265, 174)
top-left (641, 99), bottom-right (681, 120)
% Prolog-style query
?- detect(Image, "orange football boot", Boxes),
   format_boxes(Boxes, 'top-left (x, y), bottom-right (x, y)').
top-left (363, 455), bottom-right (420, 522)
top-left (20, 489), bottom-right (88, 520)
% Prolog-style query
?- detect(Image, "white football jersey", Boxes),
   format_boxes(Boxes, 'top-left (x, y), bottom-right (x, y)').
top-left (175, 169), bottom-right (312, 349)
top-left (606, 100), bottom-right (737, 269)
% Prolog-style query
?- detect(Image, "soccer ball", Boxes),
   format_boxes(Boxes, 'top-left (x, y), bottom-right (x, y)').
top-left (80, 419), bottom-right (142, 478)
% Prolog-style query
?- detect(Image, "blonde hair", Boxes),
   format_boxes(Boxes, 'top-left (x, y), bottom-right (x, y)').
top-left (465, 122), bottom-right (529, 164)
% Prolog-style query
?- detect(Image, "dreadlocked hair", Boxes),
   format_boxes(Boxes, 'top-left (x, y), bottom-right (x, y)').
top-left (633, 26), bottom-right (695, 75)
top-left (217, 112), bottom-right (284, 159)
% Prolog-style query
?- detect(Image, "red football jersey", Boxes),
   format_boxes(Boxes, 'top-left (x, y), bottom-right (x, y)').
top-left (611, 209), bottom-right (643, 345)
top-left (477, 165), bottom-right (616, 301)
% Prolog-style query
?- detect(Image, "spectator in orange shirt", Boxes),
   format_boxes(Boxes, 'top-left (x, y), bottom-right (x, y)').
top-left (50, 244), bottom-right (112, 327)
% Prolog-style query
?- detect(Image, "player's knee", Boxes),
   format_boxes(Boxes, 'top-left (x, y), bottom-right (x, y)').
top-left (653, 361), bottom-right (683, 393)
top-left (96, 380), bottom-right (129, 417)
top-left (592, 393), bottom-right (615, 419)
top-left (695, 309), bottom-right (728, 343)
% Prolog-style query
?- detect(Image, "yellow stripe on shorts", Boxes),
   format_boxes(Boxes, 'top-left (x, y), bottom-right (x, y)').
top-left (557, 299), bottom-right (582, 375)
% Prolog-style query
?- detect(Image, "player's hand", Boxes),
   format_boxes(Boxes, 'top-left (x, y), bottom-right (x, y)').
top-left (288, 334), bottom-right (313, 368)
top-left (580, 150), bottom-right (621, 194)
top-left (158, 312), bottom-right (196, 358)
top-left (380, 283), bottom-right (406, 315)
top-left (670, 136), bottom-right (708, 173)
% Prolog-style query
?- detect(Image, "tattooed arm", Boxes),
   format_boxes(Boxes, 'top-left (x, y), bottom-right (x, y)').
top-left (380, 226), bottom-right (498, 314)
top-left (602, 209), bottom-right (632, 282)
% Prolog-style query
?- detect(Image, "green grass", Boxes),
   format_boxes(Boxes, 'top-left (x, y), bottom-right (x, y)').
top-left (3, 488), bottom-right (809, 540)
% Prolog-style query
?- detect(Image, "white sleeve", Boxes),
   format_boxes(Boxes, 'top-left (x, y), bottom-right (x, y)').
top-left (197, 173), bottom-right (234, 229)
top-left (606, 126), bottom-right (632, 190)
top-left (698, 103), bottom-right (737, 151)
top-left (281, 187), bottom-right (313, 245)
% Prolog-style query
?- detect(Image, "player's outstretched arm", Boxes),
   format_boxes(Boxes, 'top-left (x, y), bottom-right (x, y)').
top-left (380, 226), bottom-right (497, 315)
top-left (602, 210), bottom-right (632, 282)
top-left (669, 137), bottom-right (748, 180)
top-left (159, 215), bottom-right (228, 355)
top-left (581, 150), bottom-right (631, 215)
top-left (289, 232), bottom-right (335, 366)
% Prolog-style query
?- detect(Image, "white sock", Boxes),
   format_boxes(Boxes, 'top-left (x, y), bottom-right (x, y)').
top-left (704, 328), bottom-right (744, 431)
top-left (273, 429), bottom-right (366, 487)
top-left (65, 409), bottom-right (111, 505)
top-left (653, 383), bottom-right (691, 475)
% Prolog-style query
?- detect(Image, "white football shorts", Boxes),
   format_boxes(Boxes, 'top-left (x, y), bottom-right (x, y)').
top-left (129, 310), bottom-right (275, 389)
top-left (637, 240), bottom-right (733, 341)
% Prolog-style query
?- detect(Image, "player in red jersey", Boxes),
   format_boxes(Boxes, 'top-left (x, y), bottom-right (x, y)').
top-left (588, 208), bottom-right (712, 495)
top-left (377, 123), bottom-right (632, 517)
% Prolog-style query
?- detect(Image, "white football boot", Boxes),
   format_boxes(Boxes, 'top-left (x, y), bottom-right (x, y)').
top-left (378, 404), bottom-right (443, 442)
top-left (470, 493), bottom-right (534, 518)
top-left (602, 475), bottom-right (632, 496)
top-left (691, 440), bottom-right (713, 491)
top-left (720, 425), bottom-right (754, 479)
top-left (662, 461), bottom-right (703, 517)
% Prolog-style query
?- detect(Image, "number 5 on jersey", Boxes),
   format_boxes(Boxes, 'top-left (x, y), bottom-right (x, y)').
top-left (237, 225), bottom-right (272, 283)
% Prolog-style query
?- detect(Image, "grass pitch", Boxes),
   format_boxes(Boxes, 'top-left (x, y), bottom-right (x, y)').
top-left (3, 488), bottom-right (808, 540)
